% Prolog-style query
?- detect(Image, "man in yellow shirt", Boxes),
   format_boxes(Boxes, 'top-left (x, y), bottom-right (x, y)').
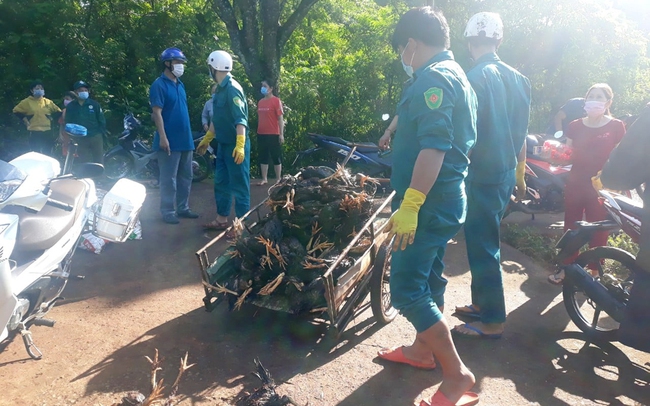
top-left (13, 81), bottom-right (61, 155)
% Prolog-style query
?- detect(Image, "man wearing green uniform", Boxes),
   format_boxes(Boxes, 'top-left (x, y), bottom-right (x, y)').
top-left (64, 80), bottom-right (106, 164)
top-left (376, 7), bottom-right (479, 406)
top-left (198, 50), bottom-right (250, 230)
top-left (453, 13), bottom-right (531, 339)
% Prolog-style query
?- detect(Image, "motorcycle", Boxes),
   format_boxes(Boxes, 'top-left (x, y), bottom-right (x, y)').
top-left (0, 146), bottom-right (145, 359)
top-left (292, 133), bottom-right (392, 178)
top-left (555, 189), bottom-right (643, 344)
top-left (506, 134), bottom-right (571, 218)
top-left (103, 113), bottom-right (211, 183)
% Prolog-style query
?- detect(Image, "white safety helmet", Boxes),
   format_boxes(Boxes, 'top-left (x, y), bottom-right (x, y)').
top-left (207, 50), bottom-right (233, 72)
top-left (464, 12), bottom-right (503, 40)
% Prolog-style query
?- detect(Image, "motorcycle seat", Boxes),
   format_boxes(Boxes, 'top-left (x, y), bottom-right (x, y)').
top-left (347, 142), bottom-right (380, 153)
top-left (2, 179), bottom-right (88, 253)
top-left (309, 133), bottom-right (380, 153)
top-left (614, 196), bottom-right (644, 220)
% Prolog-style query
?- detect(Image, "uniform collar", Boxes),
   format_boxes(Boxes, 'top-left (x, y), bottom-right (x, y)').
top-left (218, 74), bottom-right (232, 89)
top-left (414, 50), bottom-right (454, 78)
top-left (474, 52), bottom-right (500, 64)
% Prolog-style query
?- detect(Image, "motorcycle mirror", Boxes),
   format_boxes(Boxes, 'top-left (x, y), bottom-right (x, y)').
top-left (381, 114), bottom-right (390, 121)
top-left (553, 130), bottom-right (564, 139)
top-left (71, 163), bottom-right (105, 179)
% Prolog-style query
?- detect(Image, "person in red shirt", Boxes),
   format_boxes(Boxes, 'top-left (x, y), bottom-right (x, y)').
top-left (549, 83), bottom-right (626, 284)
top-left (256, 79), bottom-right (284, 185)
top-left (58, 91), bottom-right (77, 157)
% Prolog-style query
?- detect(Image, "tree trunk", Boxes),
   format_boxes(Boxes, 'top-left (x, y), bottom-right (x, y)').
top-left (212, 0), bottom-right (318, 91)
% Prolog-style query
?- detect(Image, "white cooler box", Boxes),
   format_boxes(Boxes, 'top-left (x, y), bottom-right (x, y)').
top-left (94, 179), bottom-right (146, 242)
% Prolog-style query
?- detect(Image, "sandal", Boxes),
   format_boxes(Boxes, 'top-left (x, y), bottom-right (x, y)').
top-left (202, 220), bottom-right (230, 230)
top-left (548, 269), bottom-right (565, 285)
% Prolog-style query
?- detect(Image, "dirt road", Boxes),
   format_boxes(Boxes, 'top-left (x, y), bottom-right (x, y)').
top-left (0, 181), bottom-right (648, 406)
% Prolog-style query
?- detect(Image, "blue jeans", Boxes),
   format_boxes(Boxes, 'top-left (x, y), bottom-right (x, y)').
top-left (214, 140), bottom-right (250, 218)
top-left (390, 190), bottom-right (466, 333)
top-left (464, 171), bottom-right (516, 324)
top-left (158, 150), bottom-right (193, 216)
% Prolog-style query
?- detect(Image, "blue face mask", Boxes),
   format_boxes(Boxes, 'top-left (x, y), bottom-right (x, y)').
top-left (33, 89), bottom-right (44, 97)
top-left (401, 43), bottom-right (415, 78)
top-left (261, 86), bottom-right (268, 96)
top-left (77, 91), bottom-right (89, 100)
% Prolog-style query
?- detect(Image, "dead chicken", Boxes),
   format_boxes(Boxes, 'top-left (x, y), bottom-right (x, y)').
top-left (236, 358), bottom-right (299, 406)
top-left (112, 349), bottom-right (194, 406)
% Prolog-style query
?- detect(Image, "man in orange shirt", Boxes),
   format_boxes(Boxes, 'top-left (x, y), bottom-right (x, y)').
top-left (256, 79), bottom-right (284, 185)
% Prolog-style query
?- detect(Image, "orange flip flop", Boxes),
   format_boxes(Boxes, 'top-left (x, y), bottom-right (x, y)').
top-left (377, 346), bottom-right (436, 370)
top-left (420, 391), bottom-right (479, 406)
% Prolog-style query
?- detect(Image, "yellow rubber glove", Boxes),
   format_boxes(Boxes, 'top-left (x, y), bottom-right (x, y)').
top-left (232, 134), bottom-right (246, 165)
top-left (197, 130), bottom-right (215, 155)
top-left (386, 188), bottom-right (426, 251)
top-left (592, 170), bottom-right (603, 192)
top-left (515, 161), bottom-right (527, 200)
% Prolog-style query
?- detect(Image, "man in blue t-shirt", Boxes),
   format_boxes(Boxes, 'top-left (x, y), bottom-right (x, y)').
top-left (547, 97), bottom-right (586, 136)
top-left (149, 47), bottom-right (199, 224)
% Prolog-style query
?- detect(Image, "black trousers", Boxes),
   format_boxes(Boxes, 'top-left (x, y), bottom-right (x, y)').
top-left (29, 130), bottom-right (55, 155)
top-left (257, 134), bottom-right (282, 165)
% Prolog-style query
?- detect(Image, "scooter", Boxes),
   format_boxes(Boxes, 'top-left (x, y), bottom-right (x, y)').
top-left (292, 133), bottom-right (392, 177)
top-left (103, 113), bottom-right (211, 183)
top-left (506, 134), bottom-right (570, 218)
top-left (0, 146), bottom-right (144, 359)
top-left (555, 189), bottom-right (643, 345)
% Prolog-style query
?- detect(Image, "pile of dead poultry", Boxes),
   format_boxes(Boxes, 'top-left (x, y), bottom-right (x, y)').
top-left (205, 166), bottom-right (383, 314)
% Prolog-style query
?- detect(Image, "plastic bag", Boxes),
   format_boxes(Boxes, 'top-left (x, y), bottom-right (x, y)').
top-left (535, 140), bottom-right (573, 166)
top-left (79, 232), bottom-right (109, 254)
top-left (129, 220), bottom-right (142, 240)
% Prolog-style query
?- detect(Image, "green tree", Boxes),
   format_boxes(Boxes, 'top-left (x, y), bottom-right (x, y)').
top-left (212, 0), bottom-right (320, 89)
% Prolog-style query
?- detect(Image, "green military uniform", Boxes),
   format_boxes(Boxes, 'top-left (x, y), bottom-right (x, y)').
top-left (65, 98), bottom-right (106, 164)
top-left (390, 50), bottom-right (477, 332)
top-left (464, 52), bottom-right (531, 325)
top-left (212, 74), bottom-right (250, 218)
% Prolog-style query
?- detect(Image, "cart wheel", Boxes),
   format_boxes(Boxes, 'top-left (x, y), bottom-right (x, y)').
top-left (371, 240), bottom-right (398, 324)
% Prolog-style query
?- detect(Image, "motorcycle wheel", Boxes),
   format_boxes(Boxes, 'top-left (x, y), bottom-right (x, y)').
top-left (191, 152), bottom-right (210, 183)
top-left (104, 151), bottom-right (133, 181)
top-left (370, 239), bottom-right (398, 325)
top-left (562, 246), bottom-right (636, 342)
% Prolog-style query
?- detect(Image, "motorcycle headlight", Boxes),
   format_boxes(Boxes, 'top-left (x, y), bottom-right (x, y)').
top-left (0, 179), bottom-right (24, 203)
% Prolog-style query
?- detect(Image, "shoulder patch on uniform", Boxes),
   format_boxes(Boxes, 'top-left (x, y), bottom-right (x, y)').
top-left (424, 87), bottom-right (443, 110)
top-left (233, 96), bottom-right (244, 108)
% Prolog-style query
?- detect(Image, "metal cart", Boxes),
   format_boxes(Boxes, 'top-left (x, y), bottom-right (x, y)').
top-left (195, 188), bottom-right (398, 336)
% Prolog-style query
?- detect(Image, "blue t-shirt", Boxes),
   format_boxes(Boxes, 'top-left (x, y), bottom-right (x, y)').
top-left (466, 52), bottom-right (531, 184)
top-left (212, 74), bottom-right (249, 144)
top-left (391, 51), bottom-right (477, 202)
top-left (561, 98), bottom-right (586, 130)
top-left (149, 74), bottom-right (194, 151)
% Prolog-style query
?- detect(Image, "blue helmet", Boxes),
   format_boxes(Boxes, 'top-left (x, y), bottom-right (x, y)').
top-left (160, 47), bottom-right (187, 62)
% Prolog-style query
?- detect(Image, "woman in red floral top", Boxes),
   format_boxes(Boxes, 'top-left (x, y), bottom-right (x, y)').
top-left (549, 83), bottom-right (626, 284)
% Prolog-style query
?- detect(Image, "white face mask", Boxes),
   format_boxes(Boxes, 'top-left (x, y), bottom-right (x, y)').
top-left (584, 100), bottom-right (607, 117)
top-left (172, 63), bottom-right (185, 78)
top-left (401, 42), bottom-right (415, 78)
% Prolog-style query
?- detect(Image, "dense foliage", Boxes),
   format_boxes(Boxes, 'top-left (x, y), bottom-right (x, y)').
top-left (1, 0), bottom-right (649, 172)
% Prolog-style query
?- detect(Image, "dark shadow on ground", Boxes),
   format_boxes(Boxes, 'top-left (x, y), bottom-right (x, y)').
top-left (72, 299), bottom-right (388, 404)
top-left (338, 244), bottom-right (649, 406)
top-left (58, 181), bottom-right (271, 308)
